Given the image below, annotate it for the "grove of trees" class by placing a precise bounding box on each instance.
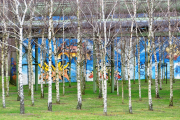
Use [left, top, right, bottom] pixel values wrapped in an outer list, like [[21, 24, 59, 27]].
[[0, 0, 180, 115]]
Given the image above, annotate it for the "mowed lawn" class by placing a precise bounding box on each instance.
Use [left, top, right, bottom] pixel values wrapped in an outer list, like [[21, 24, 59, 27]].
[[0, 77, 180, 120]]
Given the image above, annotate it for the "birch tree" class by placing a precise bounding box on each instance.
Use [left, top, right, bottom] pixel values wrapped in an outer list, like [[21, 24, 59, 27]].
[[101, 0, 108, 115], [168, 0, 173, 106], [125, 0, 137, 113], [76, 0, 82, 110], [8, 0, 33, 114], [52, 26, 60, 103], [147, 0, 153, 110], [137, 36, 141, 101], [40, 28, 45, 98], [159, 37, 162, 90], [3, 0, 10, 98], [28, 2, 35, 106], [1, 28, 5, 108], [48, 0, 53, 111], [153, 36, 160, 98]]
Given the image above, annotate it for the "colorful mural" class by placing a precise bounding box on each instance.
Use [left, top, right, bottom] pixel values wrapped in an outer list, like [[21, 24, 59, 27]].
[[38, 62, 69, 82], [10, 37, 180, 85], [165, 45, 180, 60], [88, 70, 121, 80], [10, 58, 17, 85]]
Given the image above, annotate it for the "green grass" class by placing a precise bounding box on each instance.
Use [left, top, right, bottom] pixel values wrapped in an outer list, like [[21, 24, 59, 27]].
[[0, 78, 180, 120]]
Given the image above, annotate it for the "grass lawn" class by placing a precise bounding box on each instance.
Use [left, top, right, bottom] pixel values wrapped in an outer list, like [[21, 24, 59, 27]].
[[0, 78, 180, 120]]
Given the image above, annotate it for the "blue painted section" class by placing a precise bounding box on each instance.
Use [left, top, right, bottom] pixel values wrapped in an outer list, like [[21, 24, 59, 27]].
[[19, 36, 180, 83]]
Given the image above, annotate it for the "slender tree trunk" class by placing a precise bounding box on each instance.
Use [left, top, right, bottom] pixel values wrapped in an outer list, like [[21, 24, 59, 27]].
[[147, 0, 153, 111], [19, 26, 25, 114], [76, 0, 82, 110], [102, 0, 107, 115], [29, 9, 34, 106], [172, 43, 175, 83], [98, 58, 102, 98], [128, 13, 134, 114], [40, 28, 45, 98], [159, 38, 162, 90], [28, 37, 31, 96], [15, 40, 20, 101], [147, 27, 153, 109], [48, 0, 53, 111], [137, 37, 141, 101], [98, 35, 102, 98], [30, 54, 34, 106], [82, 41, 87, 95], [2, 35, 5, 108], [168, 0, 173, 106], [133, 51, 136, 84], [4, 21, 9, 97], [52, 28, 60, 104], [93, 30, 97, 93], [153, 37, 160, 98]]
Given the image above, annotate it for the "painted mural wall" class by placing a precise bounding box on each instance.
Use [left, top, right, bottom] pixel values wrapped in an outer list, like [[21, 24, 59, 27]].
[[10, 37, 180, 85]]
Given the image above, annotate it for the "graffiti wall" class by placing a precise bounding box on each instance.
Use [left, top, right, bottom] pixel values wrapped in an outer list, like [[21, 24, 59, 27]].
[[10, 36, 180, 85]]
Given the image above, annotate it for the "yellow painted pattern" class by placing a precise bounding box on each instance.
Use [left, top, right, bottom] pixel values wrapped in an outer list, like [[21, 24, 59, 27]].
[[38, 62, 69, 72]]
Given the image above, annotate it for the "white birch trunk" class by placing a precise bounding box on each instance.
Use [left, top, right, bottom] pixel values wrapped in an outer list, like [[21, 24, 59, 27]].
[[153, 37, 160, 98], [28, 37, 31, 95], [3, 0, 9, 96], [40, 28, 45, 98], [2, 0, 6, 107], [14, 0, 29, 113], [29, 8, 34, 106], [97, 46, 102, 98], [137, 37, 141, 101], [147, 0, 153, 111], [76, 0, 82, 110], [30, 55, 34, 106], [102, 0, 107, 115], [159, 38, 162, 90], [128, 20, 134, 114], [19, 27, 25, 114], [15, 40, 20, 101], [48, 0, 53, 111], [4, 22, 9, 97], [52, 27, 60, 104], [168, 0, 173, 106], [1, 36, 5, 108], [126, 0, 136, 113]]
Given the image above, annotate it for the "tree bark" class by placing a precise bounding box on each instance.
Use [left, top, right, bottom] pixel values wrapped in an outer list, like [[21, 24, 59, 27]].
[[52, 27, 60, 104], [137, 37, 141, 101], [153, 37, 160, 98], [102, 0, 107, 115], [48, 0, 53, 111], [168, 0, 173, 106], [40, 28, 45, 98], [93, 30, 97, 93], [147, 0, 153, 111], [1, 34, 5, 108], [159, 38, 162, 90], [76, 0, 82, 110]]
